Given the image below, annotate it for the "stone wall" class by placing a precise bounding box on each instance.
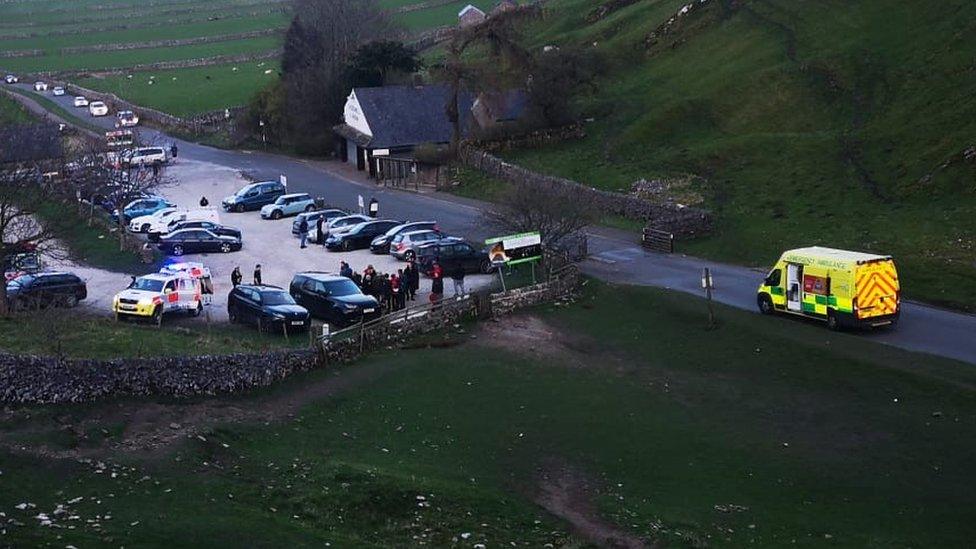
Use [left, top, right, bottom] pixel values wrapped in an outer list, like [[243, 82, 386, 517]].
[[59, 29, 282, 55], [475, 123, 586, 153], [0, 49, 43, 59], [459, 145, 712, 236], [407, 26, 455, 51]]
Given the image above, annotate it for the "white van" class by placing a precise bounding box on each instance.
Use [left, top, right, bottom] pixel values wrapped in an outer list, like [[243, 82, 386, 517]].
[[147, 209, 220, 238], [123, 147, 167, 167]]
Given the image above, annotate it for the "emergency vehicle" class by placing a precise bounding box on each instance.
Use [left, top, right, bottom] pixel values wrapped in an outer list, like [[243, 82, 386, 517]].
[[105, 130, 133, 167], [3, 242, 42, 282], [112, 262, 213, 323], [757, 246, 900, 330]]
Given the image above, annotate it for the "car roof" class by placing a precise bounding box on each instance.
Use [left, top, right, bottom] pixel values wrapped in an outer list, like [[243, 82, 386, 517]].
[[138, 273, 176, 281], [420, 236, 463, 246], [237, 284, 283, 291], [295, 271, 345, 282], [280, 192, 310, 199], [403, 229, 439, 238], [21, 271, 75, 278]]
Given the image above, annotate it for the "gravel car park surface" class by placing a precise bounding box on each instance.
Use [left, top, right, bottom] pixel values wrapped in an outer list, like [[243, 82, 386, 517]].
[[56, 159, 495, 323]]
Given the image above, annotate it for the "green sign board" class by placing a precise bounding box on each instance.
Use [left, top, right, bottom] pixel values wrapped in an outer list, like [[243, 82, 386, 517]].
[[485, 231, 542, 266]]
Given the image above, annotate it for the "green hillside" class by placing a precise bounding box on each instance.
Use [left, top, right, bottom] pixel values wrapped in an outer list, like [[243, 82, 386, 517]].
[[491, 0, 976, 309]]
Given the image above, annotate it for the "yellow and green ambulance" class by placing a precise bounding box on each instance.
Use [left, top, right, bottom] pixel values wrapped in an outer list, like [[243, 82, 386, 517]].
[[757, 246, 900, 330]]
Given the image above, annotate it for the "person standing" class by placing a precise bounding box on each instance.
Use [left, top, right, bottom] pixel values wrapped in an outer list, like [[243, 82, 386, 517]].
[[170, 143, 178, 159], [253, 264, 262, 285], [430, 261, 444, 304], [298, 216, 309, 249], [351, 270, 363, 288], [404, 261, 419, 301], [395, 269, 406, 310], [362, 269, 374, 296], [390, 272, 402, 311], [450, 263, 466, 296], [199, 196, 209, 208], [316, 214, 325, 245], [368, 197, 379, 218], [339, 261, 353, 278], [231, 266, 242, 287]]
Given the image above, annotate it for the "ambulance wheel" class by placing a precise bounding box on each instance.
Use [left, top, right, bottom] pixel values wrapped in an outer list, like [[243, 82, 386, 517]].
[[190, 302, 202, 317], [235, 203, 245, 213], [757, 293, 774, 315], [172, 244, 184, 256], [220, 242, 232, 253], [826, 311, 840, 331], [151, 306, 163, 326]]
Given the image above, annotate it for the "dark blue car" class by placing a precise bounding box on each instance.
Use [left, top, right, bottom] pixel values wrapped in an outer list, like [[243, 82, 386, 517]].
[[110, 196, 174, 224], [221, 181, 286, 213]]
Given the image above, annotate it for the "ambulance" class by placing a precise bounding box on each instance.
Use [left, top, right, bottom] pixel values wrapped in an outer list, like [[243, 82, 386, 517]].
[[756, 247, 900, 330], [112, 262, 213, 323]]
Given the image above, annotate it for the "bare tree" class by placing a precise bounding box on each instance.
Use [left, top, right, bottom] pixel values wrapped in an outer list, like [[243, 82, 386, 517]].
[[483, 178, 596, 252]]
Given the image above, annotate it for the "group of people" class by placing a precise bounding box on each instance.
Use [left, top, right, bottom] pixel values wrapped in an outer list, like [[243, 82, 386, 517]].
[[339, 260, 420, 313], [230, 264, 260, 287]]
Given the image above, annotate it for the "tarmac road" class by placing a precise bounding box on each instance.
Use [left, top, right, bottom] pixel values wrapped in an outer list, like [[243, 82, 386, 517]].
[[9, 82, 976, 365]]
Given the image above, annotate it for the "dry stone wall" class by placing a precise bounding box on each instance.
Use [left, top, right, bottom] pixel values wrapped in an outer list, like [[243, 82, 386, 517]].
[[59, 29, 282, 55]]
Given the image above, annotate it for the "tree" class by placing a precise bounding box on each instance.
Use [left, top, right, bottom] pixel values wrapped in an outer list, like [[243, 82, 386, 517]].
[[482, 177, 596, 252], [526, 45, 603, 126], [347, 40, 422, 87]]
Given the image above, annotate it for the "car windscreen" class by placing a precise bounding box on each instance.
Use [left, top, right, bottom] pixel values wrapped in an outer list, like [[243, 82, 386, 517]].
[[324, 279, 361, 297], [132, 278, 164, 292], [261, 291, 295, 306], [235, 185, 256, 197]]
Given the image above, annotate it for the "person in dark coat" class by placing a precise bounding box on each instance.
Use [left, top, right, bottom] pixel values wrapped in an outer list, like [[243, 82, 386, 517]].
[[170, 143, 178, 158], [394, 269, 406, 310], [368, 197, 379, 218], [450, 263, 466, 296], [351, 270, 362, 288], [404, 261, 419, 301], [253, 264, 262, 285], [339, 261, 353, 278], [362, 271, 374, 296], [316, 215, 325, 245], [298, 216, 309, 248], [199, 196, 209, 207], [231, 266, 242, 287]]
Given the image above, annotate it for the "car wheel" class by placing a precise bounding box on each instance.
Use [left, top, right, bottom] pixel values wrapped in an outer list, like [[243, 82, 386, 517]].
[[141, 223, 150, 233], [228, 307, 238, 323], [64, 294, 78, 308], [172, 244, 184, 256], [342, 240, 352, 252], [256, 317, 263, 333], [480, 259, 494, 274], [151, 306, 163, 326], [305, 204, 315, 212], [757, 293, 774, 315], [220, 242, 232, 253], [191, 302, 202, 317], [404, 250, 416, 261], [271, 209, 283, 220], [236, 203, 245, 213], [826, 311, 840, 331]]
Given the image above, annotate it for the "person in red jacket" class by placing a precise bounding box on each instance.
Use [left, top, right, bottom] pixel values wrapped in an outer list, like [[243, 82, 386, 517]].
[[430, 261, 444, 303]]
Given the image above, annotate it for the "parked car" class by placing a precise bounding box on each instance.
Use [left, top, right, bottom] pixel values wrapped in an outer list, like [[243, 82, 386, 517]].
[[116, 110, 139, 127], [110, 196, 174, 224], [321, 214, 371, 240], [4, 74, 18, 84], [6, 271, 86, 310], [122, 147, 166, 167], [227, 285, 310, 333], [291, 209, 348, 239], [33, 81, 48, 91], [416, 237, 492, 276], [52, 86, 65, 96], [88, 101, 108, 116], [289, 272, 380, 327], [157, 228, 242, 256], [150, 220, 241, 242], [390, 229, 450, 261], [128, 206, 179, 233], [141, 208, 219, 237], [260, 193, 315, 220], [325, 219, 401, 252], [72, 95, 89, 107], [222, 181, 286, 213], [370, 221, 439, 254]]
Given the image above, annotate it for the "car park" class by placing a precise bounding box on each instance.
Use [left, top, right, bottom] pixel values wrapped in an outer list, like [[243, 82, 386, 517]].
[[289, 272, 380, 327], [73, 96, 89, 107], [390, 230, 449, 261], [33, 81, 47, 91], [149, 220, 241, 242], [157, 228, 242, 256], [325, 219, 401, 252], [292, 209, 348, 239], [110, 196, 174, 224], [112, 265, 211, 323], [4, 74, 18, 84], [227, 285, 310, 333], [6, 272, 86, 311], [143, 208, 219, 237], [88, 101, 108, 116], [116, 110, 139, 127], [52, 86, 65, 96], [129, 207, 179, 233], [369, 221, 439, 254], [416, 237, 492, 276], [221, 181, 286, 213], [122, 147, 167, 167], [259, 193, 316, 220], [321, 214, 371, 240]]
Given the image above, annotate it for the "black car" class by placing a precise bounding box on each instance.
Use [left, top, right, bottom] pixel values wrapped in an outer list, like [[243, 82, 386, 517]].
[[289, 272, 381, 327], [157, 228, 242, 256], [227, 284, 310, 333], [325, 219, 401, 252], [416, 237, 492, 276], [6, 271, 87, 310], [148, 220, 242, 242], [292, 209, 348, 238], [369, 221, 439, 254]]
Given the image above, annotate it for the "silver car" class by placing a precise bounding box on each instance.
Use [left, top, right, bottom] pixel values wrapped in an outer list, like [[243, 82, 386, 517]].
[[390, 230, 447, 261]]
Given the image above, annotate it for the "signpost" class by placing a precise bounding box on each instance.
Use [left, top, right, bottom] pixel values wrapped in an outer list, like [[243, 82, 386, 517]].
[[485, 232, 543, 290], [357, 194, 365, 215], [702, 267, 715, 329], [279, 174, 287, 188]]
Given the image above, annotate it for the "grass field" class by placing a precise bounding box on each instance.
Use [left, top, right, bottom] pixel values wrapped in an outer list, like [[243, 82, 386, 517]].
[[450, 0, 976, 310], [0, 91, 36, 126], [398, 0, 496, 30], [2, 282, 974, 546]]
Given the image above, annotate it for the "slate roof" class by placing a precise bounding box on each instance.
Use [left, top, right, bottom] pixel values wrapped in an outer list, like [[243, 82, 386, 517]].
[[0, 124, 62, 164], [342, 85, 475, 149]]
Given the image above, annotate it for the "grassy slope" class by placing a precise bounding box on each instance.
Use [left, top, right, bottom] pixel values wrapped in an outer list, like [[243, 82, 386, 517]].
[[476, 0, 976, 310], [399, 0, 497, 30], [0, 92, 35, 126], [76, 61, 279, 116], [2, 282, 975, 546]]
